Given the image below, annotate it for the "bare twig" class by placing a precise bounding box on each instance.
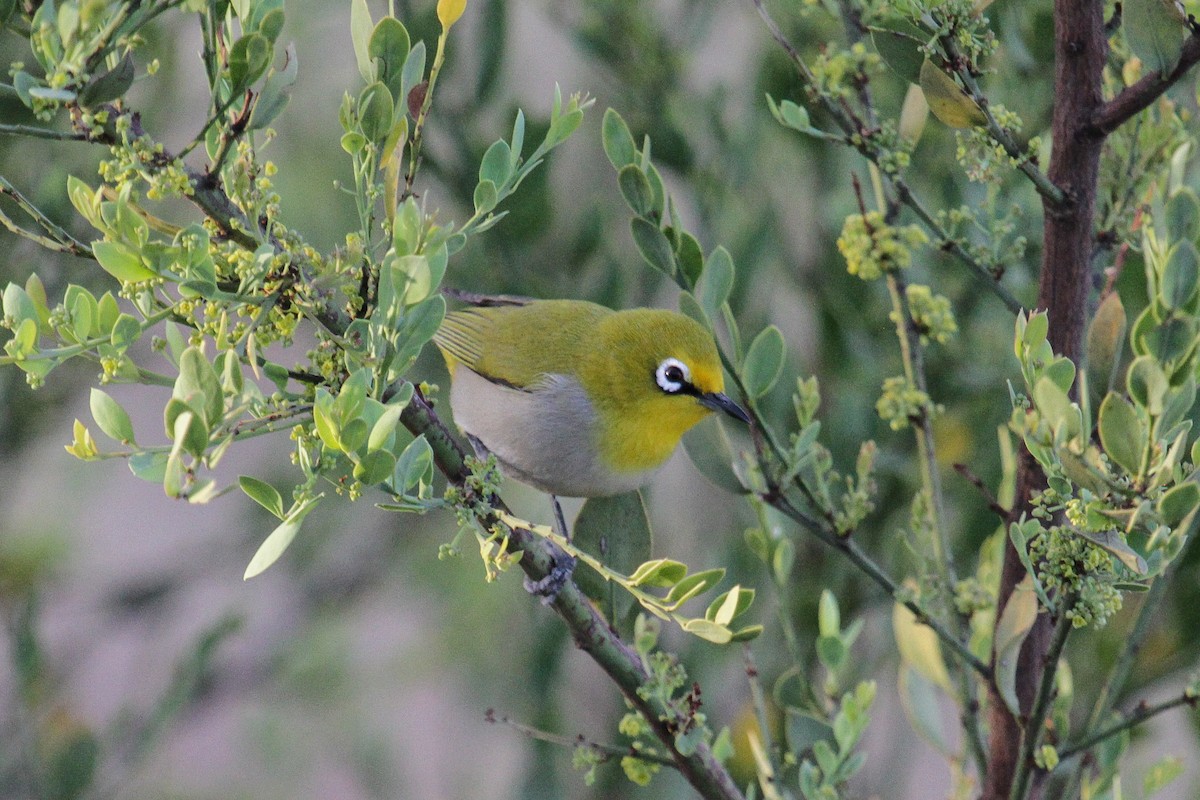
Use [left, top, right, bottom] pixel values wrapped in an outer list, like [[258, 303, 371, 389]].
[[484, 709, 676, 768], [1057, 690, 1198, 763], [1091, 32, 1200, 136], [1008, 598, 1075, 800]]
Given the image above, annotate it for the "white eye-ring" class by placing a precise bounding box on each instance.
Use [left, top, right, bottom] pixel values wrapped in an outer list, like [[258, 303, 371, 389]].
[[655, 357, 691, 394]]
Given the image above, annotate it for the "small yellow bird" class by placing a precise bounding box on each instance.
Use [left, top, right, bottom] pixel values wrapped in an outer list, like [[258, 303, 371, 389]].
[[433, 296, 750, 498]]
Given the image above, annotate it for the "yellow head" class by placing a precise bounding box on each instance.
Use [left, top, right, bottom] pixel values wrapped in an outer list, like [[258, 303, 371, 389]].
[[578, 308, 750, 476]]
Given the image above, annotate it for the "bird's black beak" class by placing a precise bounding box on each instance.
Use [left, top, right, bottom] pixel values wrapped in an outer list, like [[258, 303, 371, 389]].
[[699, 392, 751, 424]]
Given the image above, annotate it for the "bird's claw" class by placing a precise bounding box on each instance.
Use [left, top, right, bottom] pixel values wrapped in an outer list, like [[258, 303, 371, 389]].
[[523, 553, 577, 605]]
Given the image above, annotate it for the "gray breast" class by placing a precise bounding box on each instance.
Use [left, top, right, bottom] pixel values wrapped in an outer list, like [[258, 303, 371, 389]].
[[448, 367, 654, 497]]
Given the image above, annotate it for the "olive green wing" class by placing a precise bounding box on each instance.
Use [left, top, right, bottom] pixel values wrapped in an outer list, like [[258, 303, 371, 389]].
[[433, 301, 612, 389]]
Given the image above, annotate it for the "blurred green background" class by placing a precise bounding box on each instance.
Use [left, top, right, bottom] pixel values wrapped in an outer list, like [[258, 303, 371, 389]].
[[1, 1, 1198, 798]]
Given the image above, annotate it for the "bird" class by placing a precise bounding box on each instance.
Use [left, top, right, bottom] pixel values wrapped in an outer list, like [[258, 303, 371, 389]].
[[432, 295, 751, 499]]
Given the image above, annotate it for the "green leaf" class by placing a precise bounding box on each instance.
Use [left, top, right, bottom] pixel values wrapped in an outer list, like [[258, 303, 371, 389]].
[[392, 434, 433, 491], [677, 290, 709, 331], [473, 179, 498, 214], [78, 51, 134, 106], [3, 282, 36, 326], [601, 108, 637, 169], [816, 635, 847, 670], [173, 409, 210, 459], [995, 576, 1038, 716], [680, 618, 733, 644], [239, 476, 285, 519], [44, 728, 98, 800], [1166, 188, 1200, 243], [630, 218, 674, 275], [89, 388, 135, 444], [129, 451, 168, 483], [617, 164, 655, 217], [339, 417, 369, 453], [574, 490, 653, 623], [919, 58, 986, 129], [354, 449, 396, 484], [1022, 310, 1050, 351], [628, 558, 687, 587], [706, 585, 754, 625], [249, 43, 298, 130], [818, 589, 840, 636], [368, 16, 410, 102], [400, 41, 426, 118], [1160, 241, 1199, 311], [243, 496, 322, 579], [1158, 481, 1200, 528], [92, 240, 156, 283], [766, 95, 823, 137], [359, 81, 396, 145], [1127, 355, 1168, 415], [1143, 755, 1184, 796], [175, 346, 224, 428], [228, 33, 271, 92], [697, 246, 734, 322], [1086, 292, 1127, 405], [898, 665, 951, 755], [676, 231, 704, 286], [1098, 392, 1146, 475], [478, 139, 512, 187], [350, 0, 374, 82], [254, 7, 285, 42], [871, 27, 925, 84], [786, 709, 834, 756], [743, 325, 786, 399], [367, 402, 405, 452], [681, 416, 747, 494], [312, 389, 340, 450], [1071, 528, 1148, 574], [1124, 0, 1187, 76], [664, 568, 725, 605]]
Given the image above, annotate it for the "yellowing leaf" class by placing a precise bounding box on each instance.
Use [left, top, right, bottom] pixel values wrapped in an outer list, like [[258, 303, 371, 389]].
[[437, 0, 466, 29], [918, 59, 986, 129], [892, 590, 953, 693], [995, 576, 1039, 716]]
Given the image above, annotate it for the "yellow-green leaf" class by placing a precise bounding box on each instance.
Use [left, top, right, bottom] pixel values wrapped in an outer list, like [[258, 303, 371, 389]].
[[893, 595, 953, 692], [919, 59, 986, 129]]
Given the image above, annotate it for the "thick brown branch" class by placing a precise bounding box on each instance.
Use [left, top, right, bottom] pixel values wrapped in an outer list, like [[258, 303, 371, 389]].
[[984, 2, 1109, 799], [1091, 32, 1200, 136]]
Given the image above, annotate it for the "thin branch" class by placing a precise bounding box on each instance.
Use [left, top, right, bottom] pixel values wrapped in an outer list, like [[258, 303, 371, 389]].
[[484, 709, 677, 768], [953, 463, 1010, 521], [0, 123, 89, 141], [751, 0, 1027, 315], [1008, 599, 1075, 800], [772, 495, 992, 680], [929, 27, 1067, 207], [1091, 32, 1200, 136], [1057, 690, 1198, 762], [398, 389, 747, 800], [890, 179, 1024, 314], [743, 646, 786, 783], [0, 176, 93, 257]]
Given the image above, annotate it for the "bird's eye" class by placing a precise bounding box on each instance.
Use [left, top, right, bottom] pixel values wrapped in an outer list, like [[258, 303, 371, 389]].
[[655, 358, 691, 394]]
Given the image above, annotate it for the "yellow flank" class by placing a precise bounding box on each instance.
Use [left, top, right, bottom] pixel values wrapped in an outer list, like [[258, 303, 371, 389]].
[[434, 298, 729, 486]]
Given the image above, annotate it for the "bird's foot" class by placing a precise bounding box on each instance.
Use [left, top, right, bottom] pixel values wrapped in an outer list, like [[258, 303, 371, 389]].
[[523, 551, 576, 605]]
